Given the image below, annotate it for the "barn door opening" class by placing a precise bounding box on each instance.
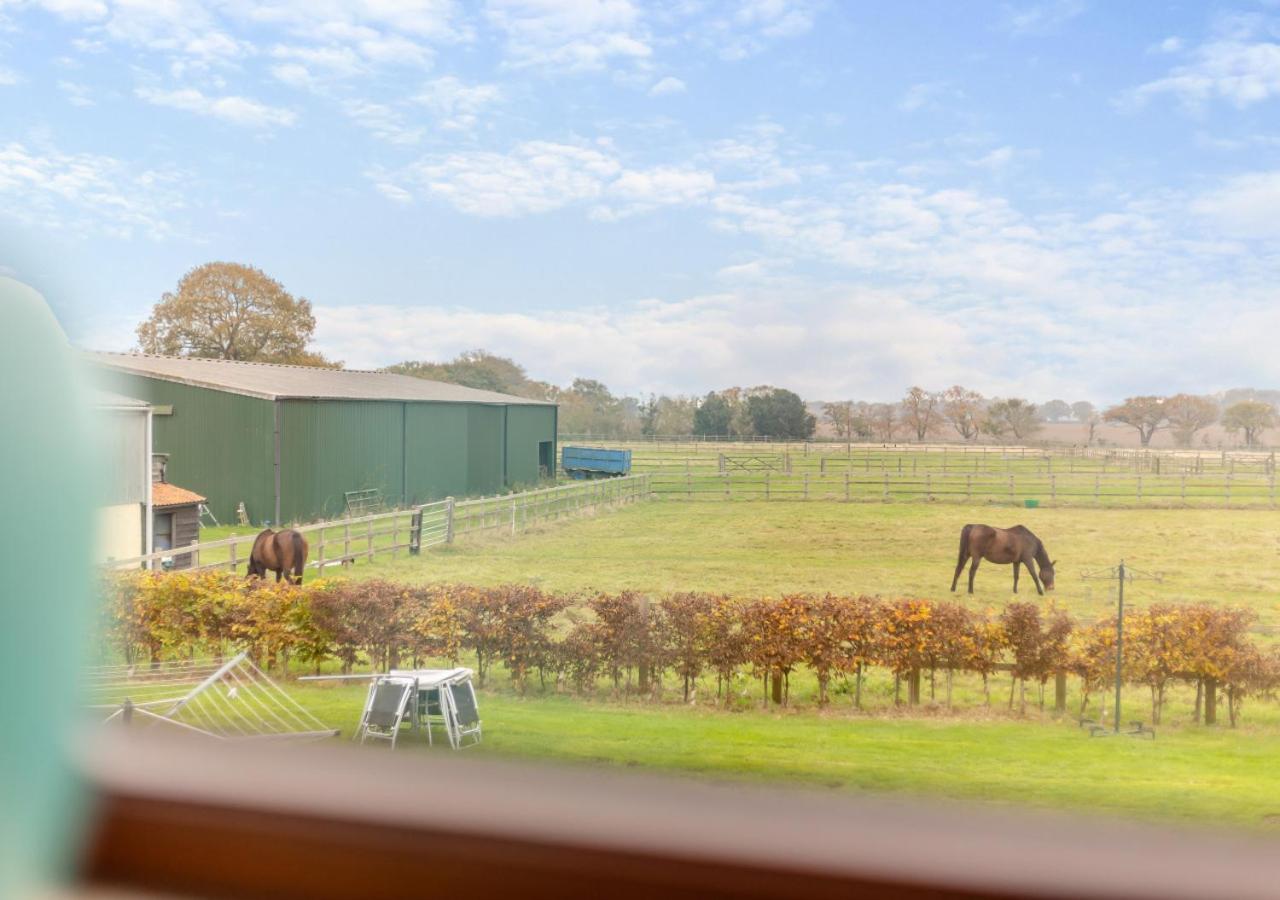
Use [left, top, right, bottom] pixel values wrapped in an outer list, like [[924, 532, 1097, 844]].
[[538, 441, 553, 478]]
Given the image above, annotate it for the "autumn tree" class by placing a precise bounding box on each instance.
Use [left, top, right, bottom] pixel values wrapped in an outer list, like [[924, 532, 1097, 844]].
[[822, 401, 858, 441], [639, 395, 697, 436], [865, 402, 899, 442], [741, 596, 808, 706], [1221, 400, 1278, 447], [553, 378, 628, 436], [900, 386, 941, 441], [941, 386, 985, 442], [1163, 394, 1218, 448], [659, 592, 716, 702], [136, 262, 337, 366], [984, 398, 1042, 441], [1104, 396, 1166, 447]]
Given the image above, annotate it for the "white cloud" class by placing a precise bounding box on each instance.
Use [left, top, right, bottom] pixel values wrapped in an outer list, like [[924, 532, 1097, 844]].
[[899, 81, 960, 112], [1123, 39, 1280, 110], [648, 75, 685, 96], [380, 139, 718, 219], [1152, 35, 1182, 54], [0, 66, 18, 85], [1191, 171, 1280, 239], [0, 140, 185, 239], [485, 0, 650, 72], [342, 99, 423, 144], [413, 75, 502, 130], [135, 85, 298, 128], [710, 0, 823, 60], [390, 140, 622, 216], [999, 0, 1085, 37]]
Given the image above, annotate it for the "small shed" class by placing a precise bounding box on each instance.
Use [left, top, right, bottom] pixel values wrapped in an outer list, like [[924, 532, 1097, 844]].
[[153, 481, 205, 570]]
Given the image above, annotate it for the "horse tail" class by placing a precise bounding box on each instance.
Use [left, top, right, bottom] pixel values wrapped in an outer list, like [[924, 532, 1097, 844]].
[[957, 524, 972, 566], [289, 530, 308, 584]]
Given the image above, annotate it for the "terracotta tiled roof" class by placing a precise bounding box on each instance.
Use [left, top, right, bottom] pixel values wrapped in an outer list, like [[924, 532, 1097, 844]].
[[153, 482, 206, 508]]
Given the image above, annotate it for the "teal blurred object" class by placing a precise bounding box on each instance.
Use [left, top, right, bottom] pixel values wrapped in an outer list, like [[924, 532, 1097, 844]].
[[0, 278, 95, 895]]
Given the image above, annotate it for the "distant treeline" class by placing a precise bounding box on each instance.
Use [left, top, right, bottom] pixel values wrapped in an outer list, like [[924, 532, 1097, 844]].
[[385, 351, 1280, 446]]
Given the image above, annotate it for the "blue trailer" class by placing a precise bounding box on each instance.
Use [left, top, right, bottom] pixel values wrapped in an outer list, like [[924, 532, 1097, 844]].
[[561, 446, 632, 479]]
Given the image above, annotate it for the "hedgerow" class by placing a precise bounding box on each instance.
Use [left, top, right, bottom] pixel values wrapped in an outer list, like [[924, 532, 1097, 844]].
[[98, 572, 1280, 726]]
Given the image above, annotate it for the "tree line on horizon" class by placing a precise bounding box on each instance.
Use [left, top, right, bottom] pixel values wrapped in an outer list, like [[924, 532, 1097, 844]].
[[132, 262, 1280, 446]]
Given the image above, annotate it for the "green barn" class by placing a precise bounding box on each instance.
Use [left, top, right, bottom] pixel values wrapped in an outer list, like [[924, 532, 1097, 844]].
[[87, 353, 558, 525]]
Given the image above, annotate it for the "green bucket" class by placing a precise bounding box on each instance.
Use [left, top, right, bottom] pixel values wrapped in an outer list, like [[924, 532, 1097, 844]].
[[1024, 499, 1040, 508]]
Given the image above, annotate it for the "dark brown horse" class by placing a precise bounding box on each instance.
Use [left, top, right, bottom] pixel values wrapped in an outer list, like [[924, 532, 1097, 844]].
[[951, 524, 1055, 595], [248, 528, 309, 585]]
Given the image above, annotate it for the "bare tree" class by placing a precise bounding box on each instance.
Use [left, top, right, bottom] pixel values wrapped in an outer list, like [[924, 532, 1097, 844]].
[[823, 401, 856, 440], [1071, 401, 1100, 444], [1103, 396, 1167, 447], [941, 386, 985, 442], [1164, 394, 1219, 448], [866, 402, 899, 442], [900, 386, 941, 441]]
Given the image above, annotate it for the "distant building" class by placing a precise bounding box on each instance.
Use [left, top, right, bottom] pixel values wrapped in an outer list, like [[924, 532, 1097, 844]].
[[87, 353, 558, 524]]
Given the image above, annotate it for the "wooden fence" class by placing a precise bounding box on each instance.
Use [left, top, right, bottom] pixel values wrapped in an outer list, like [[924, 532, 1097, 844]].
[[106, 475, 652, 574], [648, 471, 1280, 508]]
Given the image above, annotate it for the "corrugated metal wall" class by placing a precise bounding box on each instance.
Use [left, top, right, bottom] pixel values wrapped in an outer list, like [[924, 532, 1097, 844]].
[[279, 400, 406, 521], [94, 371, 274, 524], [405, 403, 469, 503], [92, 366, 558, 523], [467, 406, 505, 495], [505, 405, 556, 486]]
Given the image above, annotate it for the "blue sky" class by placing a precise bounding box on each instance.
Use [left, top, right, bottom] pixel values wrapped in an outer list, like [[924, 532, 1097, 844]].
[[1, 0, 1278, 402]]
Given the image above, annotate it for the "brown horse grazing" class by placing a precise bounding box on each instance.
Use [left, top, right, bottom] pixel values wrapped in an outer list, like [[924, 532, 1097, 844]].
[[951, 524, 1056, 596], [248, 528, 309, 585]]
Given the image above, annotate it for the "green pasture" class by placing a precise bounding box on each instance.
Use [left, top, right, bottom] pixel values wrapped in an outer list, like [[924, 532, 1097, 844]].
[[358, 500, 1280, 629], [291, 679, 1280, 829], [168, 497, 1280, 827]]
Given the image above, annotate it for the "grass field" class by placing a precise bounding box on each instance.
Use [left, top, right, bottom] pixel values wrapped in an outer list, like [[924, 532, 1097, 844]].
[[292, 680, 1280, 829], [186, 498, 1280, 826], [360, 499, 1280, 628]]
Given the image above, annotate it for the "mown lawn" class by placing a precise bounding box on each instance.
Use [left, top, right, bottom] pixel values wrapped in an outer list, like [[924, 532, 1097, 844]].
[[293, 680, 1280, 829]]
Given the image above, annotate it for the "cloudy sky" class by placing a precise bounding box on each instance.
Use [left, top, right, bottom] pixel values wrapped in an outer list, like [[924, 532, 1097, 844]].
[[2, 0, 1278, 402]]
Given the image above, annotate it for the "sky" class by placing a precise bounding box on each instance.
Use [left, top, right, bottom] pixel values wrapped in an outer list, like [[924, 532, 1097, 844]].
[[1, 0, 1278, 403]]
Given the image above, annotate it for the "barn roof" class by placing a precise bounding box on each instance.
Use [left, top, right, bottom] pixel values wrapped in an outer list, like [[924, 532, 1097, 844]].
[[85, 352, 554, 406], [153, 482, 207, 508]]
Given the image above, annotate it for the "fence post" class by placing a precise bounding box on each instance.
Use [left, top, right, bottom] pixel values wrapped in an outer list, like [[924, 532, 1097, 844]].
[[410, 507, 423, 554], [229, 540, 238, 575], [764, 472, 770, 500], [445, 497, 455, 543], [1050, 474, 1056, 505], [190, 539, 200, 570], [318, 527, 326, 570], [844, 471, 850, 502], [1226, 476, 1231, 508], [967, 473, 972, 502], [1008, 474, 1015, 504], [1094, 475, 1100, 505], [367, 518, 374, 562], [926, 472, 932, 502], [1181, 475, 1187, 505], [803, 472, 809, 500], [687, 472, 692, 500], [1137, 475, 1143, 503], [883, 472, 889, 502]]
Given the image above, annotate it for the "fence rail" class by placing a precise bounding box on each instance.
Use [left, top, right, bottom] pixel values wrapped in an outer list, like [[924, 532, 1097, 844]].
[[106, 475, 652, 574], [648, 471, 1279, 508]]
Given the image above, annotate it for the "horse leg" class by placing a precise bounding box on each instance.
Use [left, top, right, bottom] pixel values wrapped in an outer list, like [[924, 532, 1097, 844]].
[[1013, 561, 1020, 594], [274, 568, 283, 583], [1028, 561, 1044, 596], [951, 550, 969, 592], [967, 558, 980, 594]]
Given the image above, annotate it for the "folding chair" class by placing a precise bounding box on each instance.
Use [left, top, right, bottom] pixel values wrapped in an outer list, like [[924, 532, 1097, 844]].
[[354, 677, 415, 748], [446, 679, 482, 749]]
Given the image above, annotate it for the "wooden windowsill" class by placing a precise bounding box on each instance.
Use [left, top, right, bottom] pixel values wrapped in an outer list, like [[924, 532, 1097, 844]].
[[77, 730, 1278, 899]]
